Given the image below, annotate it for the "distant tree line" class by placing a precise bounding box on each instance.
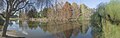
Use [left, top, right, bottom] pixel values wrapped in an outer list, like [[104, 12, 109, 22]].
[[26, 2, 92, 21]]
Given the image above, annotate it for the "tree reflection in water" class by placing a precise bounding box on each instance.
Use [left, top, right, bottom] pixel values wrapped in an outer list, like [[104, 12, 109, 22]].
[[27, 21, 91, 38], [17, 20, 103, 38], [0, 20, 104, 38]]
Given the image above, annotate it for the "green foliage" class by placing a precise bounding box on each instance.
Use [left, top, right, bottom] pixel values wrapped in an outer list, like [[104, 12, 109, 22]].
[[91, 0, 120, 25], [79, 4, 92, 20], [28, 21, 40, 29], [72, 2, 80, 19], [42, 8, 48, 17], [91, 3, 106, 25], [102, 20, 120, 38], [106, 0, 120, 21], [91, 0, 120, 38], [27, 8, 38, 18], [39, 8, 52, 18]]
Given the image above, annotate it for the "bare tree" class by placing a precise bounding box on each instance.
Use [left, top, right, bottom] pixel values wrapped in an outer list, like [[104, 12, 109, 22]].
[[0, 0, 30, 37], [0, 0, 55, 37]]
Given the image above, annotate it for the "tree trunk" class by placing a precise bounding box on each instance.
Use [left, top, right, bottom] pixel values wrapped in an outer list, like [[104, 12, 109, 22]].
[[2, 14, 10, 37]]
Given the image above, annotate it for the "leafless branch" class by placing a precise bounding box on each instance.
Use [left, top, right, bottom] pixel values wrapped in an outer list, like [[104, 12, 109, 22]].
[[13, 1, 23, 11], [11, 1, 29, 16], [13, 0, 17, 7]]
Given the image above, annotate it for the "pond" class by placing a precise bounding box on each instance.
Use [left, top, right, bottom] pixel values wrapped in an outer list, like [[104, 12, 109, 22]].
[[5, 20, 101, 38]]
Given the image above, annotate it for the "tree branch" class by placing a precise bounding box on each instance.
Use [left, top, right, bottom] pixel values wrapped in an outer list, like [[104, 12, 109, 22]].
[[13, 0, 23, 11], [17, 2, 28, 11], [0, 13, 5, 19], [13, 0, 17, 7], [11, 1, 29, 16], [5, 0, 9, 13]]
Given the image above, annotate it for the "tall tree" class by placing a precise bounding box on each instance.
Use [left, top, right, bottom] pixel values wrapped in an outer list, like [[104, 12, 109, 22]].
[[72, 2, 80, 19], [62, 2, 73, 20]]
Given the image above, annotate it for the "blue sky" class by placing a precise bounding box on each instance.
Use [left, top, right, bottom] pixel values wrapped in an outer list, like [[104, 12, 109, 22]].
[[67, 0, 110, 8]]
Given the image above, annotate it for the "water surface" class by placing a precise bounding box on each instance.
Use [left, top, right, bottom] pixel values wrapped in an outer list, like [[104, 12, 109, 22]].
[[7, 20, 100, 38]]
